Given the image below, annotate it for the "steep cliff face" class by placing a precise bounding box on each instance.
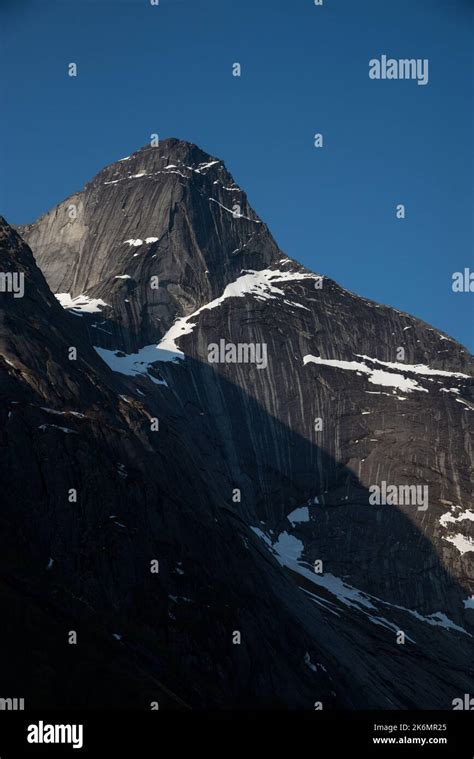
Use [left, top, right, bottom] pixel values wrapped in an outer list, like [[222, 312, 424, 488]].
[[6, 139, 474, 708], [150, 264, 474, 621], [18, 139, 280, 353]]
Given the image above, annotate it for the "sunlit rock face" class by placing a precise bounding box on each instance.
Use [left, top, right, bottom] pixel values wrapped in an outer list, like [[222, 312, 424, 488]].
[[18, 139, 280, 353]]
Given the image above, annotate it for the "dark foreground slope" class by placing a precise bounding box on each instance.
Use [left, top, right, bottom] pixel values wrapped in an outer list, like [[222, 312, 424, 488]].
[[4, 140, 474, 708], [0, 218, 346, 709]]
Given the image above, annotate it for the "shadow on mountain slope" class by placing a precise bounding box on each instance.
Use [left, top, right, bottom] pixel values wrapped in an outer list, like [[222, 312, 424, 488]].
[[0, 218, 472, 710]]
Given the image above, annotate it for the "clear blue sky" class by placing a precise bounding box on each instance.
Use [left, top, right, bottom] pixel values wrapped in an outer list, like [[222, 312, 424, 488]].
[[1, 0, 473, 350]]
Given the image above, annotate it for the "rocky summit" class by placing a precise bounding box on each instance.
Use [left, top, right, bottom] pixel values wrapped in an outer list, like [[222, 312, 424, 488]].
[[2, 138, 473, 709]]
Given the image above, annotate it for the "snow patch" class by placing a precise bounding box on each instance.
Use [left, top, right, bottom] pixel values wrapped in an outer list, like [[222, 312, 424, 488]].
[[444, 534, 474, 555], [124, 237, 158, 247], [303, 355, 427, 393], [94, 346, 170, 385], [439, 508, 474, 528], [251, 526, 470, 636], [304, 652, 318, 673], [355, 354, 470, 379], [456, 398, 474, 411], [287, 506, 310, 525], [197, 160, 220, 171], [56, 293, 109, 314], [273, 532, 304, 561]]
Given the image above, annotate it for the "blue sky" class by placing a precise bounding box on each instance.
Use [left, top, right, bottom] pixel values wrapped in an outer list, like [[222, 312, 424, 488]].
[[1, 0, 473, 350]]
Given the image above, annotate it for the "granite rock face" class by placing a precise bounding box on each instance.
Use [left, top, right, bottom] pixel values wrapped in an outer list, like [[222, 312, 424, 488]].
[[4, 139, 474, 709], [18, 139, 279, 353]]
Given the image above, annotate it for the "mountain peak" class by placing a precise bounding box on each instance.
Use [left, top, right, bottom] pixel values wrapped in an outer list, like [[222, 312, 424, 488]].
[[90, 137, 229, 190], [19, 140, 281, 352], [134, 136, 220, 164]]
